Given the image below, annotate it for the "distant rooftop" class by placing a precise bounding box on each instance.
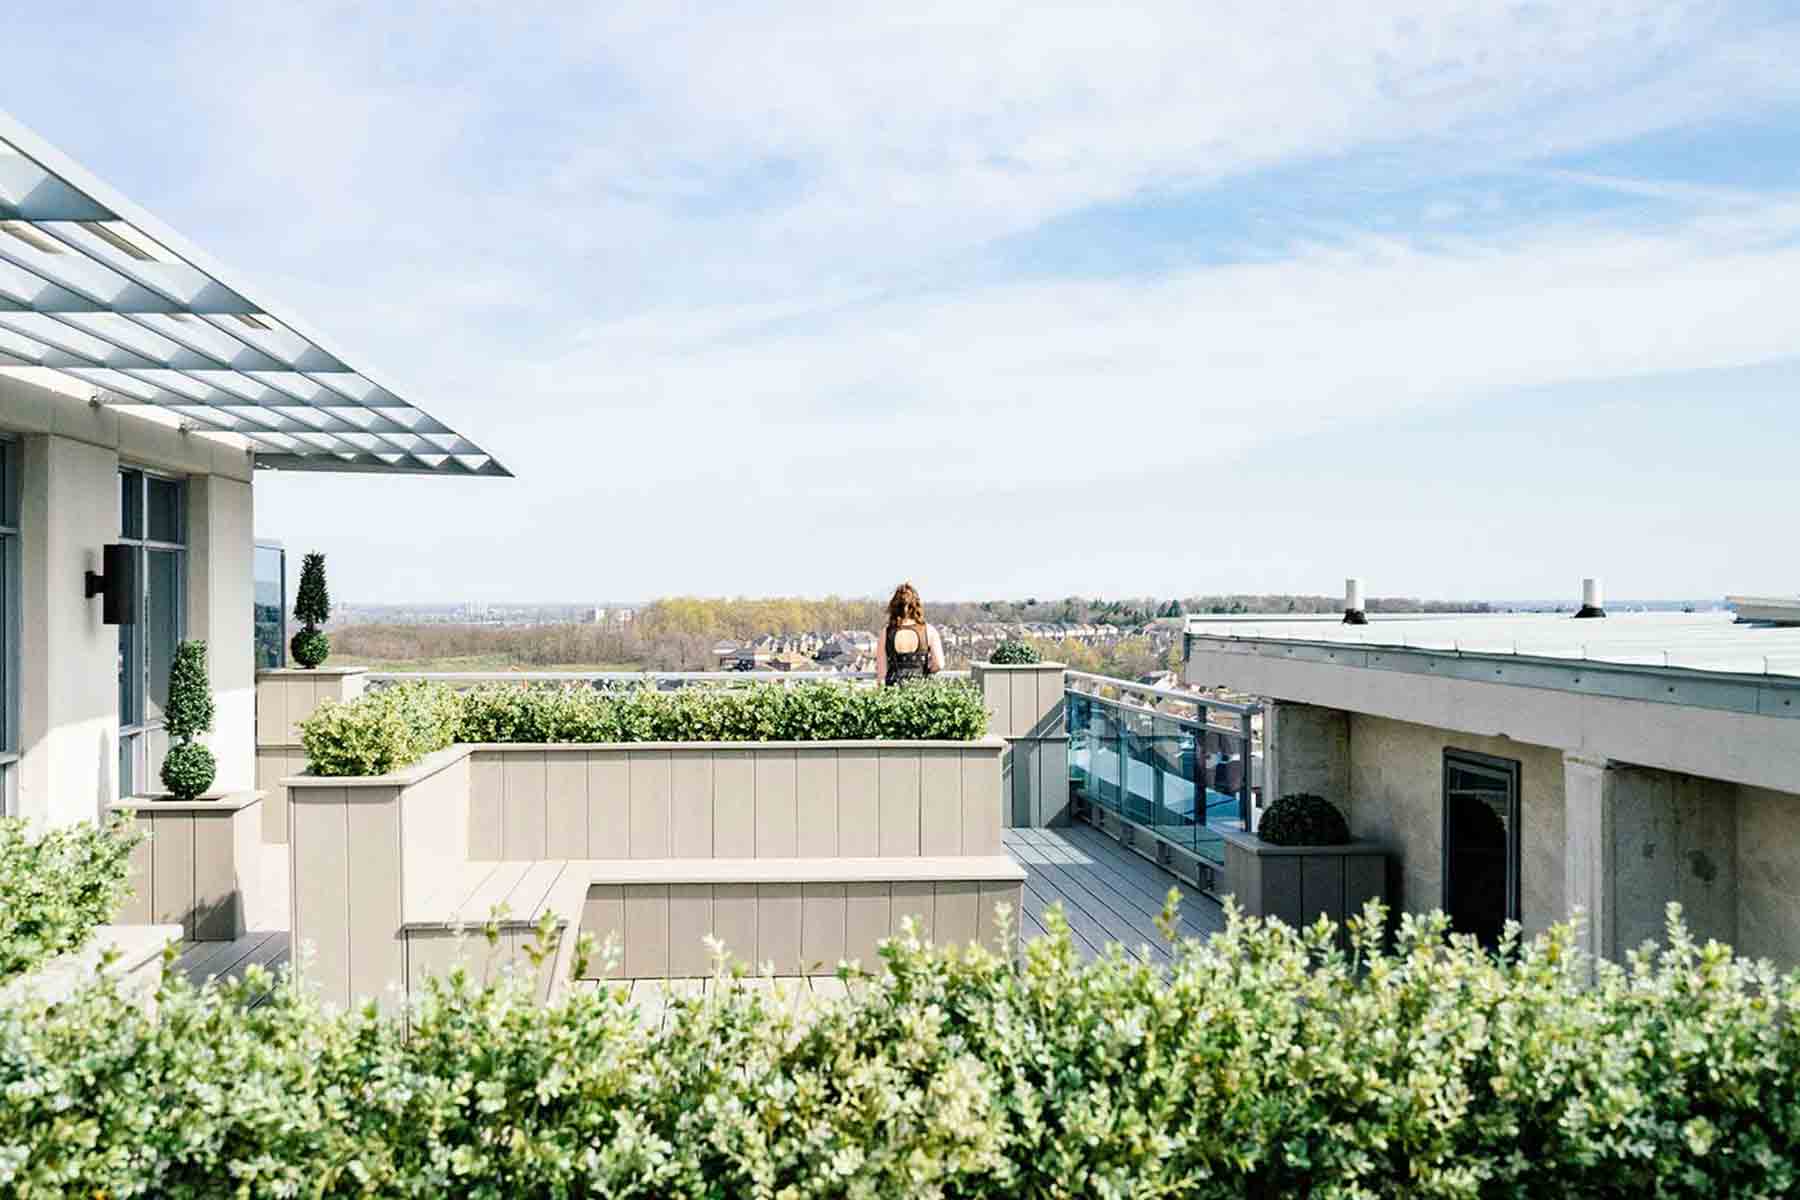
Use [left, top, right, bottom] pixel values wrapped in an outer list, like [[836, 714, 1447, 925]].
[[0, 109, 507, 477], [1187, 610, 1800, 680]]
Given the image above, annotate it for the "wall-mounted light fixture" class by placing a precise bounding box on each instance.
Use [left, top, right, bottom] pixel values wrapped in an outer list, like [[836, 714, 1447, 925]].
[[84, 544, 136, 625]]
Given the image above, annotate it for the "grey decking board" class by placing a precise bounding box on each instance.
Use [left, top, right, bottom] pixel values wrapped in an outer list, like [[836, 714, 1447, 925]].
[[1020, 876, 1106, 961], [1016, 825, 1219, 941], [1009, 845, 1175, 962], [1020, 868, 1149, 964], [1033, 824, 1223, 938]]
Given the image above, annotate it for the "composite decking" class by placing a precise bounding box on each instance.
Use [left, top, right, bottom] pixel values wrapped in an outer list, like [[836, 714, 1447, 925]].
[[173, 824, 1221, 995]]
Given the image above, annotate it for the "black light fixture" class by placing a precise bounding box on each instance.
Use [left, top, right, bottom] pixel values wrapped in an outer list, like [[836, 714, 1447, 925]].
[[84, 544, 136, 625]]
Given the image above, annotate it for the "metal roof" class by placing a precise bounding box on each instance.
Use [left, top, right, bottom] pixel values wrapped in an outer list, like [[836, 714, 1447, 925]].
[[0, 109, 508, 477], [1186, 610, 1800, 680]]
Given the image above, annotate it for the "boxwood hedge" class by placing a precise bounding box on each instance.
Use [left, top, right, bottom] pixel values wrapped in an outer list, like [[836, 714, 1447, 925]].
[[2, 902, 1796, 1197], [0, 813, 141, 981], [301, 679, 991, 777]]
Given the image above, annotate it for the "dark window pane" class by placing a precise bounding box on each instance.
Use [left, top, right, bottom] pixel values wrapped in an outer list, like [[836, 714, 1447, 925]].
[[1444, 755, 1518, 948], [146, 477, 181, 543], [143, 550, 180, 724], [253, 545, 285, 669], [118, 613, 139, 727], [120, 470, 142, 539]]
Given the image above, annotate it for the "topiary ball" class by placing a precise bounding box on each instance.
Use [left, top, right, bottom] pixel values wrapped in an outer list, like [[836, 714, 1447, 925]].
[[160, 740, 217, 801], [1257, 793, 1350, 847], [291, 628, 331, 669], [989, 639, 1041, 665]]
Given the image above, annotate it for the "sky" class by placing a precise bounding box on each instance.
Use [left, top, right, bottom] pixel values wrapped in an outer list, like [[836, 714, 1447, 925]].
[[8, 2, 1800, 605]]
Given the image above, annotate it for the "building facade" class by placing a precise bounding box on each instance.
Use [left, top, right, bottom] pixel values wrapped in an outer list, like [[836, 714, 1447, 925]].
[[1186, 612, 1800, 963]]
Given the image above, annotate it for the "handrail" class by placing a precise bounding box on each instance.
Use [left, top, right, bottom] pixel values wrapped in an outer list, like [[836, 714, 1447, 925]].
[[1064, 669, 1261, 716], [365, 669, 971, 687]]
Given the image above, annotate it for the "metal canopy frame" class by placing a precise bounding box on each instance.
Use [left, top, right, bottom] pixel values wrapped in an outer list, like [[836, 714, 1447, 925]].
[[0, 109, 508, 477]]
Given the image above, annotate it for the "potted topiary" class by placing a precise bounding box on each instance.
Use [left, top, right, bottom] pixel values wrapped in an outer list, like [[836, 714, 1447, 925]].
[[1221, 793, 1385, 935], [290, 551, 331, 669], [159, 639, 216, 801], [988, 639, 1040, 665]]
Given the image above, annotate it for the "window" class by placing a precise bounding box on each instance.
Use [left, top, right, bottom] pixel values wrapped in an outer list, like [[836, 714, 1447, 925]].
[[253, 542, 286, 669], [118, 468, 185, 797], [0, 438, 17, 815], [1442, 749, 1521, 948]]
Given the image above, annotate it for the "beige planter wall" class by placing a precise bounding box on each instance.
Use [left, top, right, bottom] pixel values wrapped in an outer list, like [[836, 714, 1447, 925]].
[[288, 748, 470, 1010], [112, 793, 266, 940], [287, 739, 1017, 1007], [468, 741, 1006, 862], [972, 662, 1070, 827], [254, 668, 366, 844]]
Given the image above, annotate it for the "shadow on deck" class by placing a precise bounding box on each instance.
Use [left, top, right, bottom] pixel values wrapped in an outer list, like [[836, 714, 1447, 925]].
[[1003, 824, 1223, 964]]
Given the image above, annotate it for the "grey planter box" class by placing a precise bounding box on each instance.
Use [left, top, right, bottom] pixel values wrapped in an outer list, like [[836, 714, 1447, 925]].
[[1220, 828, 1386, 934]]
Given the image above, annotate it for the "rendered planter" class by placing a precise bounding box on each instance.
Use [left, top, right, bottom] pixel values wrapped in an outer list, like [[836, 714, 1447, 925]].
[[286, 738, 1021, 1009], [1220, 826, 1387, 933], [112, 792, 267, 940], [971, 661, 1069, 826], [254, 666, 367, 844]]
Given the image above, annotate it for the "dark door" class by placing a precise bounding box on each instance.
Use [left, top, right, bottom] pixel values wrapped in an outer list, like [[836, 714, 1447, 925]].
[[1442, 751, 1521, 947]]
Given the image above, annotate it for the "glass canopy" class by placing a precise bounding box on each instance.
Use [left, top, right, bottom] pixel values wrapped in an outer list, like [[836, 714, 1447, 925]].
[[0, 109, 507, 477]]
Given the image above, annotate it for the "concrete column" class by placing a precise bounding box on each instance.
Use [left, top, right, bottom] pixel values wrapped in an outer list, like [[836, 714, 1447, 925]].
[[186, 474, 255, 794], [18, 433, 120, 826], [1562, 753, 1614, 959], [1263, 702, 1350, 822], [1563, 752, 1738, 960]]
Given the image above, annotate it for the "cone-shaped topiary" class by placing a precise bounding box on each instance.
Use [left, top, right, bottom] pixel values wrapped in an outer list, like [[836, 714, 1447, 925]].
[[159, 639, 216, 800], [989, 639, 1041, 665], [1257, 793, 1350, 847], [291, 551, 331, 668]]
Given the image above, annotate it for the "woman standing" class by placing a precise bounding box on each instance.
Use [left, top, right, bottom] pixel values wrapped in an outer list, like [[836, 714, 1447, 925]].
[[875, 581, 945, 686]]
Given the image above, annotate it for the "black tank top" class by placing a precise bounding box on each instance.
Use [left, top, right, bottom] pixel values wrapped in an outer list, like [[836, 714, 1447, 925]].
[[884, 622, 933, 686]]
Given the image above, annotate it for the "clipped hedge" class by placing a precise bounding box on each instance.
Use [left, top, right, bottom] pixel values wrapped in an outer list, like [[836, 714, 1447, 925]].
[[3, 903, 1798, 1196], [1257, 792, 1351, 847], [299, 679, 464, 777], [0, 813, 141, 981], [987, 638, 1041, 665], [301, 679, 991, 777]]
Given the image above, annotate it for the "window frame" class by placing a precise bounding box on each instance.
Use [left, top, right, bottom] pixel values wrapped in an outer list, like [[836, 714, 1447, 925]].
[[0, 437, 18, 816], [117, 465, 186, 797], [1440, 747, 1522, 940]]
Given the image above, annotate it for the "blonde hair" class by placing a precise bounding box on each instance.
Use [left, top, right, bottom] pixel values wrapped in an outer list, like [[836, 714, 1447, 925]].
[[887, 582, 925, 628]]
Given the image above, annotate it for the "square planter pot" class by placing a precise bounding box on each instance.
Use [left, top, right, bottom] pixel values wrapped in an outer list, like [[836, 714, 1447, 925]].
[[1220, 827, 1386, 935], [111, 791, 266, 941]]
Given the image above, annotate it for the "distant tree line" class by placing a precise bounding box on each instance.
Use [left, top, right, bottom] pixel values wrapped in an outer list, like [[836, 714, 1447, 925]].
[[332, 593, 1489, 672]]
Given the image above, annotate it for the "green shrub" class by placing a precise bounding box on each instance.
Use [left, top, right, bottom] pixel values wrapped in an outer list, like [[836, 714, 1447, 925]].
[[988, 638, 1040, 665], [299, 680, 465, 777], [0, 813, 142, 980], [3, 903, 1798, 1196], [291, 551, 331, 668], [289, 627, 330, 669], [306, 679, 990, 776], [1257, 791, 1350, 846], [159, 639, 216, 800], [158, 741, 216, 802]]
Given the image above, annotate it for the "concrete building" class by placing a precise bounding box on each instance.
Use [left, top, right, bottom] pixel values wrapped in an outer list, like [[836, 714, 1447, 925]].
[[1185, 606, 1800, 963], [0, 110, 503, 828]]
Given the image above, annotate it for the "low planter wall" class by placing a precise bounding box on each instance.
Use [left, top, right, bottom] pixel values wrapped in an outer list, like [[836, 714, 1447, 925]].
[[254, 667, 366, 845], [111, 792, 266, 941], [288, 737, 1012, 1008], [468, 740, 1005, 861], [971, 662, 1070, 827], [1220, 827, 1387, 934], [0, 923, 180, 1014]]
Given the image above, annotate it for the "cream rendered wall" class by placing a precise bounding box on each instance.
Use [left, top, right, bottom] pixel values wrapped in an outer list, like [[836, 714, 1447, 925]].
[[3, 370, 256, 825], [1345, 714, 1567, 939], [187, 475, 255, 793]]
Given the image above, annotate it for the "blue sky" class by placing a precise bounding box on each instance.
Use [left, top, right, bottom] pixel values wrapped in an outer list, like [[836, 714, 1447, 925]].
[[8, 2, 1800, 604]]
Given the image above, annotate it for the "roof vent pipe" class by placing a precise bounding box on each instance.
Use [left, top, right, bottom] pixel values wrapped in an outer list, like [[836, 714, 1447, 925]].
[[1343, 577, 1368, 625], [1574, 577, 1606, 619]]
